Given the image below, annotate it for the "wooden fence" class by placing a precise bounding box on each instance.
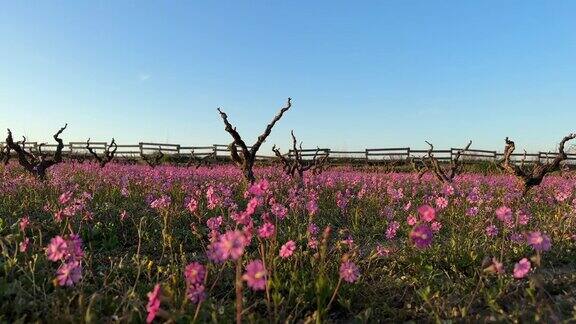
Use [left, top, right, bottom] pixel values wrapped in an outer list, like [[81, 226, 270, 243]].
[[1, 141, 575, 164]]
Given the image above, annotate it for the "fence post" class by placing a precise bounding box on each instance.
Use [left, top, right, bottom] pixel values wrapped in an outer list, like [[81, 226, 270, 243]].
[[213, 145, 218, 158], [139, 142, 144, 155]]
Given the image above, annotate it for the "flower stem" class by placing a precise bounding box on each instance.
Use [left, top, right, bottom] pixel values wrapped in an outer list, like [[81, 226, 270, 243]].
[[235, 257, 243, 324]]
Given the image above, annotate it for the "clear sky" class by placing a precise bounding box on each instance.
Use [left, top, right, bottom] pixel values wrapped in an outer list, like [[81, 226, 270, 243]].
[[1, 1, 575, 153]]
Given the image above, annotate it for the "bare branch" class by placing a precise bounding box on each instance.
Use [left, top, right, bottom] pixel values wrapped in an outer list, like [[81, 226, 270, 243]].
[[217, 98, 292, 183], [499, 134, 576, 195], [141, 150, 164, 168], [5, 124, 68, 180], [274, 131, 329, 179], [250, 98, 292, 157], [422, 140, 472, 183]]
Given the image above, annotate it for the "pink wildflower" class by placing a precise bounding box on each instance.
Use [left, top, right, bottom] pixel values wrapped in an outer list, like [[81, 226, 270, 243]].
[[19, 237, 30, 252], [306, 199, 318, 216], [146, 284, 162, 323], [67, 234, 84, 260], [59, 191, 73, 205], [186, 284, 206, 304], [184, 262, 206, 285], [484, 258, 504, 275], [513, 258, 531, 279], [206, 216, 223, 231], [409, 224, 433, 248], [375, 244, 391, 257], [386, 221, 400, 239], [418, 205, 436, 223], [485, 225, 498, 237], [19, 216, 30, 232], [406, 215, 417, 226], [279, 240, 297, 258], [257, 222, 275, 239], [496, 206, 513, 224], [214, 230, 246, 261], [308, 223, 319, 235], [271, 203, 288, 219], [435, 197, 448, 210], [46, 236, 68, 261], [339, 261, 360, 283], [187, 198, 198, 213], [242, 260, 267, 291], [526, 231, 552, 252], [56, 260, 82, 286], [431, 221, 442, 232]]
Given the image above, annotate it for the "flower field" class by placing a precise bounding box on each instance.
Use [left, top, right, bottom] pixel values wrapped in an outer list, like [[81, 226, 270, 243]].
[[1, 162, 576, 323]]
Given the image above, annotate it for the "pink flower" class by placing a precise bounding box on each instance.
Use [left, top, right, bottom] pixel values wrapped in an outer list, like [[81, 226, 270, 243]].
[[375, 244, 391, 257], [406, 215, 417, 226], [466, 207, 479, 217], [308, 223, 319, 235], [307, 238, 319, 249], [279, 240, 297, 258], [409, 224, 433, 248], [306, 199, 318, 216], [146, 284, 162, 323], [485, 225, 498, 237], [258, 222, 275, 239], [271, 203, 288, 219], [403, 201, 412, 211], [248, 179, 269, 197], [496, 206, 513, 225], [435, 197, 448, 210], [19, 216, 30, 232], [184, 262, 206, 285], [386, 221, 400, 239], [484, 257, 504, 275], [46, 236, 68, 261], [59, 191, 73, 205], [19, 237, 30, 252], [206, 216, 223, 231], [213, 230, 246, 261], [516, 210, 531, 225], [67, 234, 84, 261], [339, 261, 360, 283], [242, 260, 267, 291], [187, 198, 198, 213], [430, 221, 442, 232], [526, 231, 552, 252], [150, 195, 171, 210], [418, 205, 436, 223], [245, 197, 260, 216], [513, 258, 531, 279], [186, 284, 206, 304], [56, 260, 82, 286], [120, 210, 128, 221]]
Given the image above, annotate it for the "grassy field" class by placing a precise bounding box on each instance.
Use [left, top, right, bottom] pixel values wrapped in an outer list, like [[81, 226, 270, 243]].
[[1, 162, 576, 323]]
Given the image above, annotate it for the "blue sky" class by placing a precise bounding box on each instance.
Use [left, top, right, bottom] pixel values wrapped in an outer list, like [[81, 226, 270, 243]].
[[1, 1, 575, 153]]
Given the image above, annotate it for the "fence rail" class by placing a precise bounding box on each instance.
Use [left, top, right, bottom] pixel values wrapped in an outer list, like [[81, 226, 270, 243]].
[[2, 141, 576, 164]]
